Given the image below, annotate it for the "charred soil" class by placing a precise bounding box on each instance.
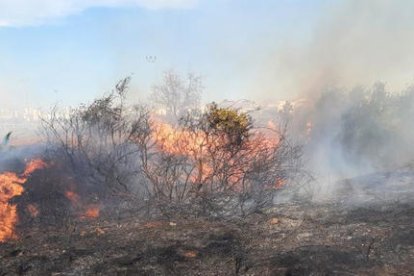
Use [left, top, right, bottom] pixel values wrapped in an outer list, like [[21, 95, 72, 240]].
[[1, 199, 414, 275]]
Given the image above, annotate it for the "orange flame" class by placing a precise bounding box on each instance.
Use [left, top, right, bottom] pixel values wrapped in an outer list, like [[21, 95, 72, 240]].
[[153, 121, 210, 156], [275, 179, 286, 189], [23, 159, 47, 177], [0, 159, 47, 242], [82, 205, 100, 219], [151, 119, 281, 190], [65, 189, 100, 220], [65, 190, 80, 206]]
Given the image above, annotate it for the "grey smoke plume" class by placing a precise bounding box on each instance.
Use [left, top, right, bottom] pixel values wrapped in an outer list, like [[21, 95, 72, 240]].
[[256, 0, 414, 202], [268, 0, 414, 98], [291, 83, 414, 203]]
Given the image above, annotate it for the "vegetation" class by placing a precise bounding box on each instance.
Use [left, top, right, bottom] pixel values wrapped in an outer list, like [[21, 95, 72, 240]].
[[6, 75, 414, 276], [151, 70, 203, 123], [303, 82, 414, 171], [203, 102, 252, 146], [41, 73, 304, 219]]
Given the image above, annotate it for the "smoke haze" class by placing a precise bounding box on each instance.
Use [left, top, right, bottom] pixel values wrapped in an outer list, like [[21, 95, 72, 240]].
[[263, 0, 414, 99]]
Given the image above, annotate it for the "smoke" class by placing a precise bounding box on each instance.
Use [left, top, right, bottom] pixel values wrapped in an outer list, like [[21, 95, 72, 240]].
[[251, 1, 414, 202], [288, 83, 414, 203], [267, 0, 414, 98], [3, 0, 414, 206], [0, 144, 44, 173]]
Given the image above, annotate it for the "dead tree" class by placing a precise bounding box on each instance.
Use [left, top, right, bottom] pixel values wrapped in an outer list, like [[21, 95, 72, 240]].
[[151, 70, 203, 123]]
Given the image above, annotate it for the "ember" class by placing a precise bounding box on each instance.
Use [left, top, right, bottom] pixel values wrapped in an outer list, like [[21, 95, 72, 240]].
[[65, 189, 100, 220], [82, 205, 100, 219], [26, 204, 39, 218], [65, 190, 81, 206]]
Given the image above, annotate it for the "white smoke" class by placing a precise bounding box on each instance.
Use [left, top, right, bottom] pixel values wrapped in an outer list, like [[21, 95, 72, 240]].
[[265, 0, 414, 99]]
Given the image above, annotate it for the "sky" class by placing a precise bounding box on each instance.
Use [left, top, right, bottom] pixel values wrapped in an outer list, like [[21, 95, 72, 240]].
[[1, 0, 414, 109]]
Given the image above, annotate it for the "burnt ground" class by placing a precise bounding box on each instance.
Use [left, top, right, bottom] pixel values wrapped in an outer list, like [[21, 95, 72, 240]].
[[2, 171, 414, 275]]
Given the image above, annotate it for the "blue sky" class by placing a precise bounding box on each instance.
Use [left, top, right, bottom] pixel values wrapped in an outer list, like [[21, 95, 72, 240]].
[[0, 0, 331, 108], [2, 0, 414, 109]]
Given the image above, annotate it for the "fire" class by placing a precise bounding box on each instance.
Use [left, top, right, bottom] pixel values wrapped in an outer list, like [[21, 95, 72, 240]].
[[0, 205, 19, 242], [0, 158, 47, 242], [275, 179, 286, 189], [151, 119, 281, 190], [0, 173, 25, 203], [153, 121, 210, 156], [152, 121, 221, 185], [65, 189, 100, 220], [23, 159, 47, 177], [65, 190, 80, 206], [82, 205, 100, 219]]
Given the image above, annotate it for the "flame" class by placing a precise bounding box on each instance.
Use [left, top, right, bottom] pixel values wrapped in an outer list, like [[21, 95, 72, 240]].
[[82, 205, 100, 219], [153, 121, 210, 155], [151, 119, 281, 191], [0, 159, 47, 242], [0, 205, 19, 241], [0, 173, 25, 203], [65, 190, 80, 206], [65, 189, 100, 220], [23, 159, 47, 177], [275, 179, 286, 189], [183, 250, 198, 258]]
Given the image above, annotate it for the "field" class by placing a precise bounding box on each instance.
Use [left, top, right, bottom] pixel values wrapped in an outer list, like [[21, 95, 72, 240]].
[[2, 171, 414, 275]]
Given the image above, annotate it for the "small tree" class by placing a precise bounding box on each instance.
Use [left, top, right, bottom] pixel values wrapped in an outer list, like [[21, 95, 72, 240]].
[[151, 70, 203, 123]]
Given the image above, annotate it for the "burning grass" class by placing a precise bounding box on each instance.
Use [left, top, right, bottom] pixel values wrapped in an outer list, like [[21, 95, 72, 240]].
[[81, 205, 100, 220], [65, 191, 101, 220], [0, 159, 46, 242]]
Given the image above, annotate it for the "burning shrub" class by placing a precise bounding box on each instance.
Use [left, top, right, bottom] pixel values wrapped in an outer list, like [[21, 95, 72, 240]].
[[139, 102, 304, 217], [41, 76, 304, 220]]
